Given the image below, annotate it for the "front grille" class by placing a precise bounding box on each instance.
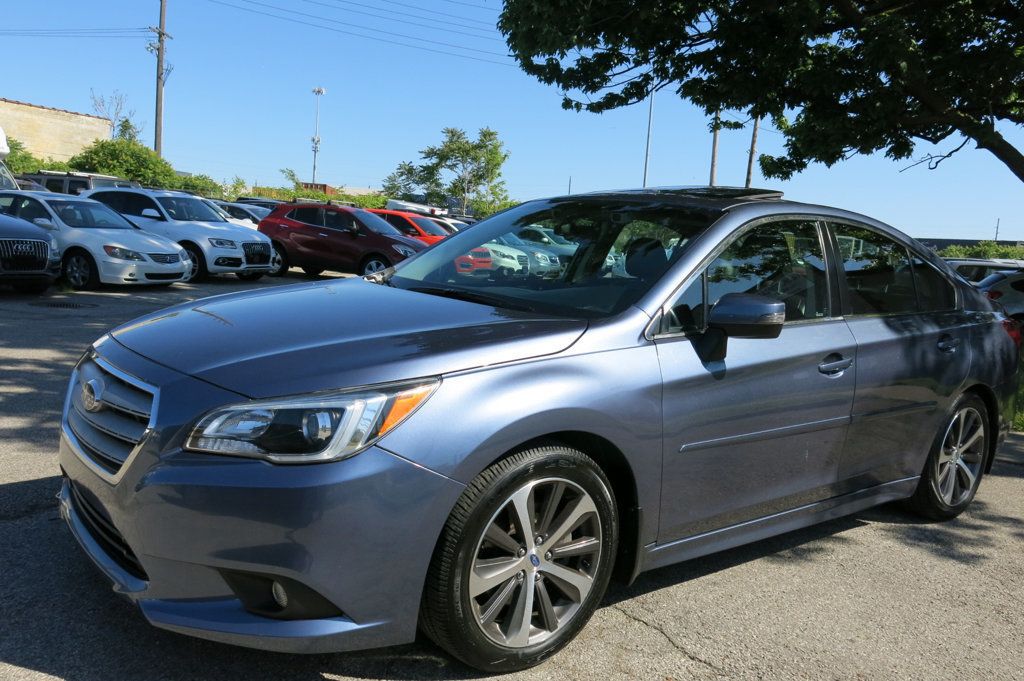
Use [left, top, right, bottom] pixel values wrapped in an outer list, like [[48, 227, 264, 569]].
[[0, 239, 48, 271], [147, 252, 180, 264], [67, 356, 154, 475], [242, 242, 270, 265], [68, 481, 147, 580], [517, 254, 529, 270], [144, 272, 181, 281]]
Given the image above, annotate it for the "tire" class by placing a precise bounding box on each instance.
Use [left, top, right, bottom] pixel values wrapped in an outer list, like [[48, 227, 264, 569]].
[[13, 281, 51, 294], [361, 255, 391, 275], [268, 243, 288, 277], [63, 251, 100, 290], [420, 445, 617, 672], [301, 267, 323, 277], [236, 272, 264, 282], [181, 243, 207, 282], [906, 393, 989, 520]]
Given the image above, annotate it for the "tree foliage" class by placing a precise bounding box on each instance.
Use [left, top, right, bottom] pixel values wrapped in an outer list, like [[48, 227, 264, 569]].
[[385, 127, 510, 213], [500, 0, 1024, 182], [3, 138, 70, 174], [69, 138, 178, 187], [939, 241, 1024, 259]]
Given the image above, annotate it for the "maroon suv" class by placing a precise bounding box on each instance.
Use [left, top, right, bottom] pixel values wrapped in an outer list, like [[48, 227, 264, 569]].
[[259, 202, 426, 276]]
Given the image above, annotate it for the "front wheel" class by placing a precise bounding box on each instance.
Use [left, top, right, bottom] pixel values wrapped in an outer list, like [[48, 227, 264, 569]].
[[63, 251, 100, 290], [181, 243, 207, 282], [361, 255, 391, 275], [907, 394, 989, 520], [420, 446, 617, 672], [268, 243, 288, 277]]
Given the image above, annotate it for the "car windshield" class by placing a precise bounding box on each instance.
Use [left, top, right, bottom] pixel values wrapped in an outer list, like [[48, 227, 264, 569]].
[[389, 198, 718, 318], [410, 216, 450, 236], [356, 209, 404, 236], [203, 200, 233, 220], [0, 163, 16, 190], [51, 200, 135, 229], [977, 272, 1012, 288], [246, 205, 271, 219], [157, 196, 224, 222]]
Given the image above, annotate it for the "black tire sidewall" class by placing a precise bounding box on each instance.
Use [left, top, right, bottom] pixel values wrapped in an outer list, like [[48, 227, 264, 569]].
[[64, 251, 98, 290], [918, 393, 989, 516], [442, 448, 617, 672], [182, 244, 207, 281], [269, 243, 288, 276]]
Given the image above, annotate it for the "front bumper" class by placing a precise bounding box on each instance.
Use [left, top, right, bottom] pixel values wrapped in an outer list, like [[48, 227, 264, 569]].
[[98, 259, 190, 285], [58, 343, 465, 653]]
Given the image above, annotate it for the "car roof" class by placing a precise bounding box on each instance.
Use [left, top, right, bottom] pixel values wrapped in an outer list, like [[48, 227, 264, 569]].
[[0, 189, 101, 203], [85, 187, 194, 198], [282, 201, 357, 212]]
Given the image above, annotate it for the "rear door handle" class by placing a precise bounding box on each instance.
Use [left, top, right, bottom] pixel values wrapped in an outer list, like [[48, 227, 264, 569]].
[[818, 355, 853, 375], [937, 335, 961, 353]]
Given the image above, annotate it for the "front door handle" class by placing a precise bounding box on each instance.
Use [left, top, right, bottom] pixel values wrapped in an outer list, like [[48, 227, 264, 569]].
[[818, 355, 854, 375], [318, 232, 329, 237], [937, 335, 961, 353]]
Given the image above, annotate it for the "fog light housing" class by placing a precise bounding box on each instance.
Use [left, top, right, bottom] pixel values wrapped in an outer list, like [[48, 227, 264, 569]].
[[271, 580, 289, 609], [220, 570, 344, 620]]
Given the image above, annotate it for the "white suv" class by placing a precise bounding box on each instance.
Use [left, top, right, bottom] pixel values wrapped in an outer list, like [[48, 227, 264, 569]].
[[0, 191, 190, 289], [82, 188, 274, 281]]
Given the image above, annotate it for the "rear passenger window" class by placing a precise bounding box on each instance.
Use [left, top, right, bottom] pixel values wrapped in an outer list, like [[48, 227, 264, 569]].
[[288, 207, 321, 225], [832, 225, 916, 315], [45, 179, 65, 193], [912, 257, 956, 311], [67, 180, 89, 195]]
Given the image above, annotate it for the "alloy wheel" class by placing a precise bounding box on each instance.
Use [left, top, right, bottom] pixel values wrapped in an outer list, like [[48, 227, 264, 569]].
[[65, 255, 90, 288], [363, 259, 388, 274], [936, 406, 986, 506], [469, 477, 602, 648]]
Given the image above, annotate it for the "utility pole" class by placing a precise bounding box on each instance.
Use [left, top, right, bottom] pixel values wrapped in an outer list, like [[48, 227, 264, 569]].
[[150, 0, 170, 156], [745, 116, 760, 188], [995, 218, 1001, 241], [567, 176, 572, 195], [311, 87, 326, 184], [709, 110, 721, 186], [642, 93, 654, 188]]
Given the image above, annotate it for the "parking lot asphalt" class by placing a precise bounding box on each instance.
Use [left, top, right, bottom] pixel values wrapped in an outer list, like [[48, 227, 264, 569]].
[[1, 273, 1023, 681]]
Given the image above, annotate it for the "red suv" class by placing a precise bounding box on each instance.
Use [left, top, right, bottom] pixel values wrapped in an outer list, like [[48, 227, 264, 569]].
[[366, 209, 451, 245], [259, 203, 426, 276]]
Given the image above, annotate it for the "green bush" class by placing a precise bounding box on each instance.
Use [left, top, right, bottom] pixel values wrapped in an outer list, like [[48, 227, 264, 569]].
[[68, 138, 177, 187], [940, 241, 1024, 260], [4, 137, 71, 174], [249, 185, 387, 209]]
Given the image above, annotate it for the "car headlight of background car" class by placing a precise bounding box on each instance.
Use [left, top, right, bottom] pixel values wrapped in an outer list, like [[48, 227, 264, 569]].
[[185, 379, 439, 463], [48, 236, 61, 260], [532, 251, 551, 264], [391, 244, 417, 258], [208, 238, 237, 249], [103, 245, 146, 261]]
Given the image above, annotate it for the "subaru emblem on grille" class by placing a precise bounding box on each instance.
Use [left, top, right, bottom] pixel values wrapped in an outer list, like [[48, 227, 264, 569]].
[[82, 379, 105, 413]]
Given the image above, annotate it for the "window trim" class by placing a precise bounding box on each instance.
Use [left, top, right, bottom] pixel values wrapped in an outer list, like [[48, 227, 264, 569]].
[[647, 214, 841, 340], [822, 218, 960, 318]]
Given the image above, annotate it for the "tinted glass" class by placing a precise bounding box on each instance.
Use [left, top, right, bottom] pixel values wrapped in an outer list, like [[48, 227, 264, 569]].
[[356, 210, 403, 236], [288, 207, 321, 225], [0, 195, 15, 213], [67, 179, 89, 195], [832, 224, 916, 315], [50, 200, 134, 229], [666, 220, 829, 332], [157, 196, 223, 222], [389, 198, 717, 319], [0, 163, 16, 190], [45, 179, 65, 193], [912, 257, 956, 311], [410, 216, 449, 236], [385, 214, 416, 235], [323, 209, 354, 231], [97, 192, 161, 218], [15, 198, 50, 222]]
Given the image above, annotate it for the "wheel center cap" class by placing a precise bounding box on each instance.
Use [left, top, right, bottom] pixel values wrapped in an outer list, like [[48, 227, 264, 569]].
[[529, 553, 541, 567]]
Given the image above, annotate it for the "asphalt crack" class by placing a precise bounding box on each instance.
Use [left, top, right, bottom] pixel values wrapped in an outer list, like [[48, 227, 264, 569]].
[[612, 604, 726, 677]]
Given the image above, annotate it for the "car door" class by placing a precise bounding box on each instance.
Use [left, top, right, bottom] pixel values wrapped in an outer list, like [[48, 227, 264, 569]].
[[282, 207, 325, 267], [656, 218, 857, 542], [321, 208, 361, 271], [826, 221, 972, 493], [11, 195, 55, 229]]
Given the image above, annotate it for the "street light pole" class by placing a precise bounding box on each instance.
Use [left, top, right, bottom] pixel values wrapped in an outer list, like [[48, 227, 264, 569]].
[[311, 87, 326, 185], [642, 93, 654, 188]]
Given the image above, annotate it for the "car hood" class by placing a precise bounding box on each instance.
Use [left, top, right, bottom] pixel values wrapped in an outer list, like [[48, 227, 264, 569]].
[[110, 278, 587, 398], [177, 220, 269, 240], [84, 228, 182, 252]]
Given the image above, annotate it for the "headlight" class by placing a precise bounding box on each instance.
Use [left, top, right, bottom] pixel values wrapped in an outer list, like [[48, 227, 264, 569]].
[[185, 379, 439, 463], [495, 251, 515, 261], [392, 244, 417, 258], [533, 252, 550, 263], [209, 238, 237, 249], [48, 237, 61, 259], [103, 245, 145, 261]]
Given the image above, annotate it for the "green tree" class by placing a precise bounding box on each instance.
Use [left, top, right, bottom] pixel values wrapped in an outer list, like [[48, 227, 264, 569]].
[[940, 241, 1024, 259], [279, 167, 302, 190], [4, 138, 43, 174], [500, 1, 1024, 183], [171, 173, 223, 197], [68, 138, 177, 186], [114, 118, 141, 143], [385, 127, 510, 213]]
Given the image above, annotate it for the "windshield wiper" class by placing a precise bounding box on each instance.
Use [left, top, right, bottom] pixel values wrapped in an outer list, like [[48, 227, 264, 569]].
[[407, 286, 538, 312]]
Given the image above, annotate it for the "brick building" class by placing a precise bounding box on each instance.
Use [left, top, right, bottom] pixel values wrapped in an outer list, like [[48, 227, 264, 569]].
[[0, 98, 111, 161]]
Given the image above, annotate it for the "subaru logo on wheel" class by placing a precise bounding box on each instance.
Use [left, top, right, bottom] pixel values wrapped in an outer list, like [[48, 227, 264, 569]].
[[529, 553, 540, 567], [81, 379, 105, 413]]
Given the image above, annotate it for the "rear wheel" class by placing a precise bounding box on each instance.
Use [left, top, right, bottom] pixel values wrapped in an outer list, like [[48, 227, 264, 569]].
[[420, 446, 617, 672], [361, 255, 391, 275], [907, 394, 989, 520], [181, 243, 207, 282], [63, 251, 99, 290], [268, 243, 288, 277]]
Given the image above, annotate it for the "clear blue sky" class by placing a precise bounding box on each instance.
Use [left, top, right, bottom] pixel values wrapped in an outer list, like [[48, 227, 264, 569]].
[[2, 0, 1022, 240]]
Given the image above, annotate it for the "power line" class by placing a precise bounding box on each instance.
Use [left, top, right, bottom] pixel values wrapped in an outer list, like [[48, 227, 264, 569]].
[[206, 0, 514, 67], [311, 0, 497, 32], [437, 0, 500, 11], [367, 0, 497, 26], [298, 0, 502, 41], [235, 0, 508, 57]]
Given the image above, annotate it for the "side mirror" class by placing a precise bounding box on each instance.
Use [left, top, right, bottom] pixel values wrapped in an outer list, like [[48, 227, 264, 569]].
[[140, 208, 162, 219], [32, 218, 57, 230], [695, 293, 785, 362]]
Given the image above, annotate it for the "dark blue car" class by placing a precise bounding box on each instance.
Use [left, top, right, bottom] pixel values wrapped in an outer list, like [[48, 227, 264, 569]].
[[0, 210, 61, 293], [58, 187, 1019, 671]]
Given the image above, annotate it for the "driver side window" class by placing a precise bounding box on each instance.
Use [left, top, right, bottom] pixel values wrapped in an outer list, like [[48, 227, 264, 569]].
[[664, 220, 830, 334]]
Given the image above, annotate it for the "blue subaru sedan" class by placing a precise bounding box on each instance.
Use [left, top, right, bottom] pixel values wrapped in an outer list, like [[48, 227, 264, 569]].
[[58, 187, 1019, 671]]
